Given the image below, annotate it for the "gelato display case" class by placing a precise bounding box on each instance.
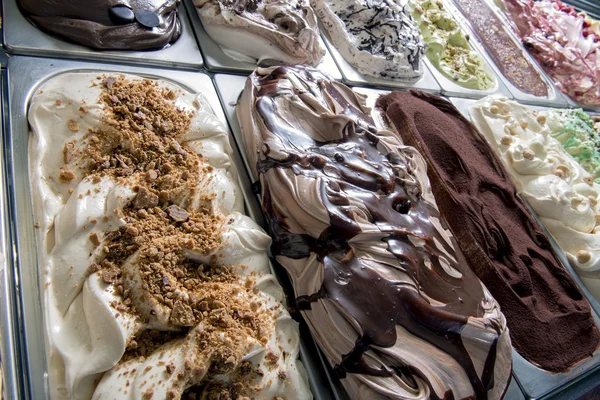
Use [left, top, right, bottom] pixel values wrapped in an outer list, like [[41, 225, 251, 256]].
[[3, 1, 600, 400]]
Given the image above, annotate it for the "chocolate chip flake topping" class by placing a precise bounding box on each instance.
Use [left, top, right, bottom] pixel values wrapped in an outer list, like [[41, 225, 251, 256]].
[[68, 75, 278, 396]]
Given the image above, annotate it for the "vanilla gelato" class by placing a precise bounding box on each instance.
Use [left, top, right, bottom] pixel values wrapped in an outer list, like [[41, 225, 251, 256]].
[[194, 0, 325, 66], [28, 72, 311, 399], [311, 0, 425, 80], [470, 96, 600, 300]]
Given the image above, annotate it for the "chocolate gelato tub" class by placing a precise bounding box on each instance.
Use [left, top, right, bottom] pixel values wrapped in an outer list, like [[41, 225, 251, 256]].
[[450, 96, 600, 399], [446, 0, 569, 107], [5, 55, 335, 400], [0, 67, 21, 400], [183, 0, 342, 79], [2, 0, 204, 70]]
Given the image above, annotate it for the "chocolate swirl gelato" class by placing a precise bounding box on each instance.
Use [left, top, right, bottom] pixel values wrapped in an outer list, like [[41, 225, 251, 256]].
[[377, 90, 600, 373], [194, 0, 325, 66], [18, 0, 182, 50], [238, 65, 512, 400]]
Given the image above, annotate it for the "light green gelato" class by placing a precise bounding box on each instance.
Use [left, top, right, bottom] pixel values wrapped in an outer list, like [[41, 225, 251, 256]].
[[544, 109, 600, 183], [410, 0, 496, 90]]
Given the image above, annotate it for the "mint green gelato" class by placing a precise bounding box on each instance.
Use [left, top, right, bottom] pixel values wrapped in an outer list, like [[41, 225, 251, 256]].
[[410, 0, 496, 90], [545, 109, 600, 183]]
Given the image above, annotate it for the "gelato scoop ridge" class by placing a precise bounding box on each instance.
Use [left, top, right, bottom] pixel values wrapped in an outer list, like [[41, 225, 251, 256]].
[[238, 65, 512, 400]]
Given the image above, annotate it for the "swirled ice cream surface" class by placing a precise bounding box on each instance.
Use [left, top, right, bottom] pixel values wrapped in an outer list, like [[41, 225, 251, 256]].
[[470, 96, 600, 300], [238, 65, 512, 400], [500, 0, 600, 106], [409, 0, 496, 90], [194, 0, 325, 66], [28, 72, 311, 399], [311, 0, 425, 80]]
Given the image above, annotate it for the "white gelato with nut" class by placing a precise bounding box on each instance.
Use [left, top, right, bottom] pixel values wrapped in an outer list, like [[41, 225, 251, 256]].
[[28, 72, 311, 399]]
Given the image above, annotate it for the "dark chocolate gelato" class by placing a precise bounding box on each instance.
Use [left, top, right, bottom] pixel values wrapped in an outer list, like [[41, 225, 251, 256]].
[[377, 90, 600, 373], [18, 0, 182, 50]]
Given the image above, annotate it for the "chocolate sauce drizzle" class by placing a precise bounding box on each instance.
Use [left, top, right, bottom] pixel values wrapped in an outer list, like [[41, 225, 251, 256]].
[[249, 66, 503, 399]]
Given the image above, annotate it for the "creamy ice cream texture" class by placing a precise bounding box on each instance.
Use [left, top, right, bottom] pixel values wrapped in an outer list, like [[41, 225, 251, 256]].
[[28, 72, 311, 399], [544, 108, 600, 183], [453, 0, 549, 97], [409, 0, 496, 90], [238, 65, 512, 400], [18, 0, 182, 50], [311, 0, 425, 80], [194, 0, 325, 66], [470, 96, 600, 301], [378, 90, 600, 373], [500, 0, 600, 106]]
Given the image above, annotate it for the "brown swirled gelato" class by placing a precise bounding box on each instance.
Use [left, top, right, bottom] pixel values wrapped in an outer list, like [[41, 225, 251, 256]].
[[18, 0, 182, 50], [237, 65, 512, 400]]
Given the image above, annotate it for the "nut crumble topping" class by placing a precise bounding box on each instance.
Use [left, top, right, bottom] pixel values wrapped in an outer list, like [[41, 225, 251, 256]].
[[56, 75, 284, 397]]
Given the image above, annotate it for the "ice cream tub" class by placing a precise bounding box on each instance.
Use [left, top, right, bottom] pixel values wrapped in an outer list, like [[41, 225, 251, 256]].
[[405, 0, 513, 99], [183, 0, 342, 80], [2, 0, 204, 70], [482, 0, 600, 111], [214, 73, 356, 400], [318, 27, 441, 92], [444, 0, 569, 107], [450, 96, 600, 399], [5, 55, 336, 400], [0, 68, 22, 400]]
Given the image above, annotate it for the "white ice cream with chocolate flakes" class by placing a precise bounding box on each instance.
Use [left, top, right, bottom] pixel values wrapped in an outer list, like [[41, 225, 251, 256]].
[[469, 95, 600, 300], [194, 0, 325, 66], [311, 0, 425, 80], [28, 72, 311, 400]]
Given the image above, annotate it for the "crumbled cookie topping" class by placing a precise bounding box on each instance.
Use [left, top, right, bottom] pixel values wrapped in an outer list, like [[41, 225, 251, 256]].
[[58, 75, 283, 397]]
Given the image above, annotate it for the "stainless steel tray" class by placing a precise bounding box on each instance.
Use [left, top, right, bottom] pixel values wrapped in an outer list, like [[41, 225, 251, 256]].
[[2, 0, 204, 70], [450, 96, 600, 399], [444, 0, 569, 107], [563, 94, 600, 113], [0, 51, 7, 69], [0, 67, 21, 400], [6, 55, 333, 400], [316, 23, 441, 92], [183, 0, 342, 80]]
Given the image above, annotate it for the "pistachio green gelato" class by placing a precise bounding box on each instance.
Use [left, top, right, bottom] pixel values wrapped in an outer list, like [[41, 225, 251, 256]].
[[544, 109, 600, 182], [410, 0, 496, 90]]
